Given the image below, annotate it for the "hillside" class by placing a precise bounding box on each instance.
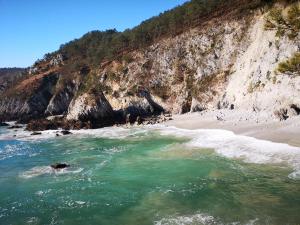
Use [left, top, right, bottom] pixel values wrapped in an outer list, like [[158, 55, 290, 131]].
[[0, 68, 26, 93], [0, 0, 299, 130]]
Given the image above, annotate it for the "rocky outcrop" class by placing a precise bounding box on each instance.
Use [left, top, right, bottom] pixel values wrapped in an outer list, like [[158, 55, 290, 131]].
[[66, 89, 115, 127], [45, 79, 77, 116], [117, 89, 165, 123], [0, 72, 59, 122]]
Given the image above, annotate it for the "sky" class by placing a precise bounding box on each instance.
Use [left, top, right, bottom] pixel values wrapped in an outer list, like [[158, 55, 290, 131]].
[[0, 0, 187, 68]]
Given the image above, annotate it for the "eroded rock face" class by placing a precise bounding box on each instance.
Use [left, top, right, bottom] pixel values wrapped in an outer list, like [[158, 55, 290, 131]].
[[45, 80, 77, 116], [0, 73, 59, 122], [67, 90, 114, 126]]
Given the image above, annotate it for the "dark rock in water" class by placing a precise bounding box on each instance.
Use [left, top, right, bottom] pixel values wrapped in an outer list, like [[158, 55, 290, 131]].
[[26, 119, 59, 131], [0, 122, 9, 126], [56, 133, 60, 137], [26, 118, 92, 131], [61, 130, 72, 135], [31, 131, 42, 136], [8, 125, 23, 129], [51, 163, 70, 169]]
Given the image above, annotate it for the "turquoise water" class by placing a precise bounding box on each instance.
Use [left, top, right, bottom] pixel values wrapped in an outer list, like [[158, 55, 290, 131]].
[[0, 127, 300, 225]]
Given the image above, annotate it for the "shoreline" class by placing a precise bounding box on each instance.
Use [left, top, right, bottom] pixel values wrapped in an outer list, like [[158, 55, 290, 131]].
[[164, 110, 300, 148], [2, 110, 300, 148]]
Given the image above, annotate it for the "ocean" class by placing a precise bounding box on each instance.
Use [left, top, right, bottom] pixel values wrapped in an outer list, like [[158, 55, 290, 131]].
[[0, 125, 299, 225]]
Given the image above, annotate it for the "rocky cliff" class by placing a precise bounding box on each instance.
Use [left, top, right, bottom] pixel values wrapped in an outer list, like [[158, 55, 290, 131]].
[[1, 0, 299, 129]]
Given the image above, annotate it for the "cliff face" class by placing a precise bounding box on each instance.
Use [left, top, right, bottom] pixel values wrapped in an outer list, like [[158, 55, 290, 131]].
[[99, 3, 300, 121], [1, 1, 299, 126]]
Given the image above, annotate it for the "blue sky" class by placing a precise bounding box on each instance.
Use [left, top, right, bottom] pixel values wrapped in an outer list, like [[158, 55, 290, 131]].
[[0, 0, 187, 68]]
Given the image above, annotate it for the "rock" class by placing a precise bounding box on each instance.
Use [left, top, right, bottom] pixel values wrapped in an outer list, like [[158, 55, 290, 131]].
[[31, 132, 42, 136], [45, 81, 77, 116], [230, 104, 235, 110], [61, 130, 72, 135], [56, 133, 60, 137], [8, 125, 23, 129], [50, 163, 70, 169], [0, 122, 9, 126], [26, 119, 59, 131], [66, 89, 115, 128], [274, 108, 289, 121], [290, 104, 300, 115], [135, 116, 142, 125], [190, 98, 205, 113], [49, 54, 64, 67], [125, 113, 132, 124], [0, 72, 59, 123], [216, 116, 224, 121]]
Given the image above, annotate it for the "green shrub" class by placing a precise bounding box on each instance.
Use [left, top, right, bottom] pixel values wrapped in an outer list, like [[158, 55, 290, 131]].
[[265, 4, 300, 39], [277, 52, 300, 76]]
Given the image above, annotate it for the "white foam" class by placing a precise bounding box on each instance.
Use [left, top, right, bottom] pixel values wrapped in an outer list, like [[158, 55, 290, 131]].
[[20, 166, 83, 179], [151, 125, 300, 180], [155, 213, 216, 225], [155, 213, 259, 225], [3, 124, 300, 179], [0, 126, 148, 141]]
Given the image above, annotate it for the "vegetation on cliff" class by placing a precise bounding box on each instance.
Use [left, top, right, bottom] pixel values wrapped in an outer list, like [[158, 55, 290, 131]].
[[58, 0, 275, 69], [265, 2, 300, 39], [277, 52, 300, 76]]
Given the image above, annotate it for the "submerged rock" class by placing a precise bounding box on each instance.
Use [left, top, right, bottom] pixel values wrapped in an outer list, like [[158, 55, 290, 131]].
[[50, 163, 70, 169], [61, 130, 72, 135], [8, 125, 23, 129], [31, 131, 42, 136], [0, 122, 9, 126]]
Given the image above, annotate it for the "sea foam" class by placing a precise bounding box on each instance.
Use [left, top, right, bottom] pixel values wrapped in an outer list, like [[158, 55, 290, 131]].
[[155, 212, 259, 225], [153, 125, 300, 180], [20, 166, 83, 179], [3, 124, 300, 179]]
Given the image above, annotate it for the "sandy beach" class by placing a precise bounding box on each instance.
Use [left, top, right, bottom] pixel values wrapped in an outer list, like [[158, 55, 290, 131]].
[[165, 110, 300, 148]]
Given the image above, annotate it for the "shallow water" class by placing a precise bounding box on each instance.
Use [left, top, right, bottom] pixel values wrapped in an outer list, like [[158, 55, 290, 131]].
[[0, 126, 299, 225]]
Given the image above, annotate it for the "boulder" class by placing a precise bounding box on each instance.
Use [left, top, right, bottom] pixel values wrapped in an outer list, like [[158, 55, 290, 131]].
[[26, 119, 59, 131], [31, 131, 42, 136], [61, 130, 72, 135], [50, 163, 70, 169]]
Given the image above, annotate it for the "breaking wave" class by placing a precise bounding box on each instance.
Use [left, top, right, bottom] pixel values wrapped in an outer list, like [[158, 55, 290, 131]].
[[20, 166, 83, 179]]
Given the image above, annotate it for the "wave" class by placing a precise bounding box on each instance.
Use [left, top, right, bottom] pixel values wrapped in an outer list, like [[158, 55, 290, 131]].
[[20, 166, 83, 179], [155, 213, 216, 225], [153, 125, 300, 180], [2, 124, 300, 179]]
